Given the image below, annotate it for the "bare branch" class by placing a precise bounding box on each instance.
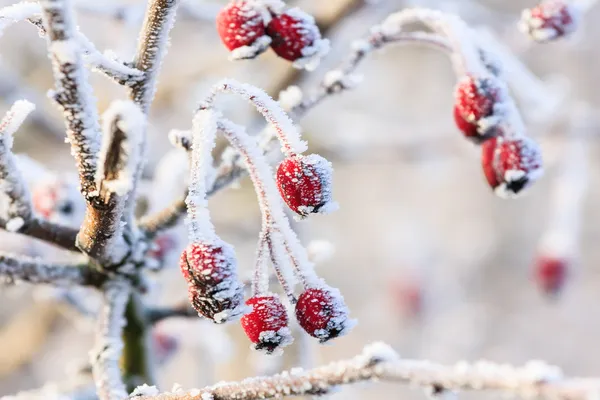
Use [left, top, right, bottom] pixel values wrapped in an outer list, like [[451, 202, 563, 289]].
[[137, 342, 600, 400], [78, 101, 145, 265], [40, 0, 101, 200], [15, 217, 79, 251], [0, 252, 104, 287], [91, 279, 130, 400], [146, 301, 198, 324]]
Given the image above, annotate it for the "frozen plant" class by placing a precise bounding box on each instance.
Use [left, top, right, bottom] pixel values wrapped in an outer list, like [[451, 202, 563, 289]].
[[0, 1, 593, 399]]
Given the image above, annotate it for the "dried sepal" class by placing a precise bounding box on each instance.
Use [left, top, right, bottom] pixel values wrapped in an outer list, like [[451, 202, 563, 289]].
[[276, 154, 337, 218], [241, 294, 293, 354], [295, 285, 355, 343], [180, 240, 245, 323]]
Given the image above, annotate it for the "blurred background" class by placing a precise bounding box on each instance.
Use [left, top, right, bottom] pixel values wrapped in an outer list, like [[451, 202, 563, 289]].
[[1, 0, 600, 398]]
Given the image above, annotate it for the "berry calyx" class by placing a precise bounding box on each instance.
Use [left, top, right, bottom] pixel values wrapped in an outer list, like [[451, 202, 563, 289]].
[[266, 8, 329, 69], [276, 154, 336, 218], [240, 294, 292, 354], [481, 136, 543, 198], [454, 76, 501, 142], [180, 240, 244, 323], [533, 255, 568, 296], [216, 1, 272, 60], [520, 1, 579, 43], [295, 286, 354, 343]]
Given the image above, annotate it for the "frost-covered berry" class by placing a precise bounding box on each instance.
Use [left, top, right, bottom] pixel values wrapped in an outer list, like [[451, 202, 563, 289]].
[[266, 8, 330, 70], [216, 1, 272, 60], [454, 76, 501, 142], [520, 1, 579, 43], [481, 136, 543, 198], [534, 255, 568, 296], [180, 240, 244, 323], [240, 294, 293, 354], [31, 175, 84, 227], [148, 233, 177, 266], [276, 154, 336, 218], [295, 286, 354, 343]]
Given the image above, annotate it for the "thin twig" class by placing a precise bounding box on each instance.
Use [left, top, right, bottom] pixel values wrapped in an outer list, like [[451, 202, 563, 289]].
[[91, 278, 130, 400], [136, 342, 600, 400], [0, 252, 105, 287]]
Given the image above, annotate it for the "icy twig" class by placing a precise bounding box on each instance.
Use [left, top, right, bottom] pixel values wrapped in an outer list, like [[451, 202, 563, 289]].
[[40, 0, 101, 200], [0, 100, 35, 227], [146, 302, 199, 324], [0, 1, 40, 36], [78, 101, 145, 265], [136, 342, 600, 400], [0, 252, 104, 287], [27, 14, 145, 86], [91, 278, 130, 400]]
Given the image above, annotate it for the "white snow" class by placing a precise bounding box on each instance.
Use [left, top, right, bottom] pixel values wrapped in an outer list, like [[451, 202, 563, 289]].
[[278, 85, 303, 111], [5, 217, 24, 232], [0, 2, 41, 38], [230, 35, 271, 60], [49, 40, 78, 64], [131, 384, 160, 397]]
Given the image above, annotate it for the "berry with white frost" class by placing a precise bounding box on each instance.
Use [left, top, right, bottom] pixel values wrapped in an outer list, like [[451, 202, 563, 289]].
[[481, 136, 543, 198], [520, 1, 580, 43], [454, 75, 500, 143], [216, 1, 272, 60], [276, 154, 336, 218], [180, 240, 244, 323], [295, 286, 354, 343], [241, 294, 292, 354], [266, 8, 330, 70]]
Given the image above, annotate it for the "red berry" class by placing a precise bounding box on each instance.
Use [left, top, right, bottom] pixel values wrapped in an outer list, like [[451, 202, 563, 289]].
[[152, 330, 178, 365], [180, 240, 244, 323], [295, 286, 354, 343], [241, 295, 292, 353], [276, 154, 335, 217], [148, 233, 177, 265], [454, 76, 501, 142], [266, 8, 328, 65], [481, 136, 543, 197], [534, 255, 568, 296], [520, 1, 579, 42], [216, 1, 271, 59], [390, 278, 423, 318]]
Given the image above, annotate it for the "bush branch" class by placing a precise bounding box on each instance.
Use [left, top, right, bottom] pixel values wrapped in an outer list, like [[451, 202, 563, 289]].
[[0, 251, 104, 287], [136, 342, 599, 400], [91, 278, 131, 400]]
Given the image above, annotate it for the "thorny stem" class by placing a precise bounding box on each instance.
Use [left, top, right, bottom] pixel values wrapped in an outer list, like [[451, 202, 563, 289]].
[[134, 342, 600, 400]]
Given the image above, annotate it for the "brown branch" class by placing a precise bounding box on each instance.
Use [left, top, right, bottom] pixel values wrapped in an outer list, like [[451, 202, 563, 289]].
[[40, 0, 101, 201], [0, 252, 105, 287], [136, 342, 600, 400], [15, 217, 79, 251]]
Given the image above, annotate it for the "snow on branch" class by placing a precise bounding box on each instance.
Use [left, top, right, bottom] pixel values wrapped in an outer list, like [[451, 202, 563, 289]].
[[0, 251, 105, 287], [40, 0, 102, 200], [0, 1, 40, 36], [135, 342, 600, 400], [77, 101, 145, 265], [0, 100, 35, 231], [91, 278, 130, 400], [129, 0, 181, 114]]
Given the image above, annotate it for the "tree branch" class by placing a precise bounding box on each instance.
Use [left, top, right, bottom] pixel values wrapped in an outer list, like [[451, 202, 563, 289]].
[[91, 279, 130, 400], [136, 342, 599, 400], [40, 0, 101, 201], [0, 251, 104, 287]]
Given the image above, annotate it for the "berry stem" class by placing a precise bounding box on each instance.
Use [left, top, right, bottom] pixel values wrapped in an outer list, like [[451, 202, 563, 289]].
[[199, 79, 308, 157], [251, 229, 270, 296]]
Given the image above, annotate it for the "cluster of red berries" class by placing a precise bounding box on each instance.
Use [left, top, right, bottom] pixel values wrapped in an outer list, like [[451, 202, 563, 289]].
[[454, 75, 543, 197], [216, 1, 328, 67], [520, 1, 579, 43]]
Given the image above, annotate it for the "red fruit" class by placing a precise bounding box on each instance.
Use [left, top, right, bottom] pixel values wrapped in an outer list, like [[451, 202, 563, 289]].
[[295, 286, 354, 343], [454, 76, 500, 141], [241, 295, 292, 353], [148, 234, 177, 265], [390, 278, 423, 318], [481, 136, 543, 197], [534, 255, 568, 296], [180, 240, 244, 323], [276, 154, 335, 217], [152, 330, 178, 365], [216, 1, 271, 59], [266, 8, 327, 64], [520, 1, 579, 42]]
